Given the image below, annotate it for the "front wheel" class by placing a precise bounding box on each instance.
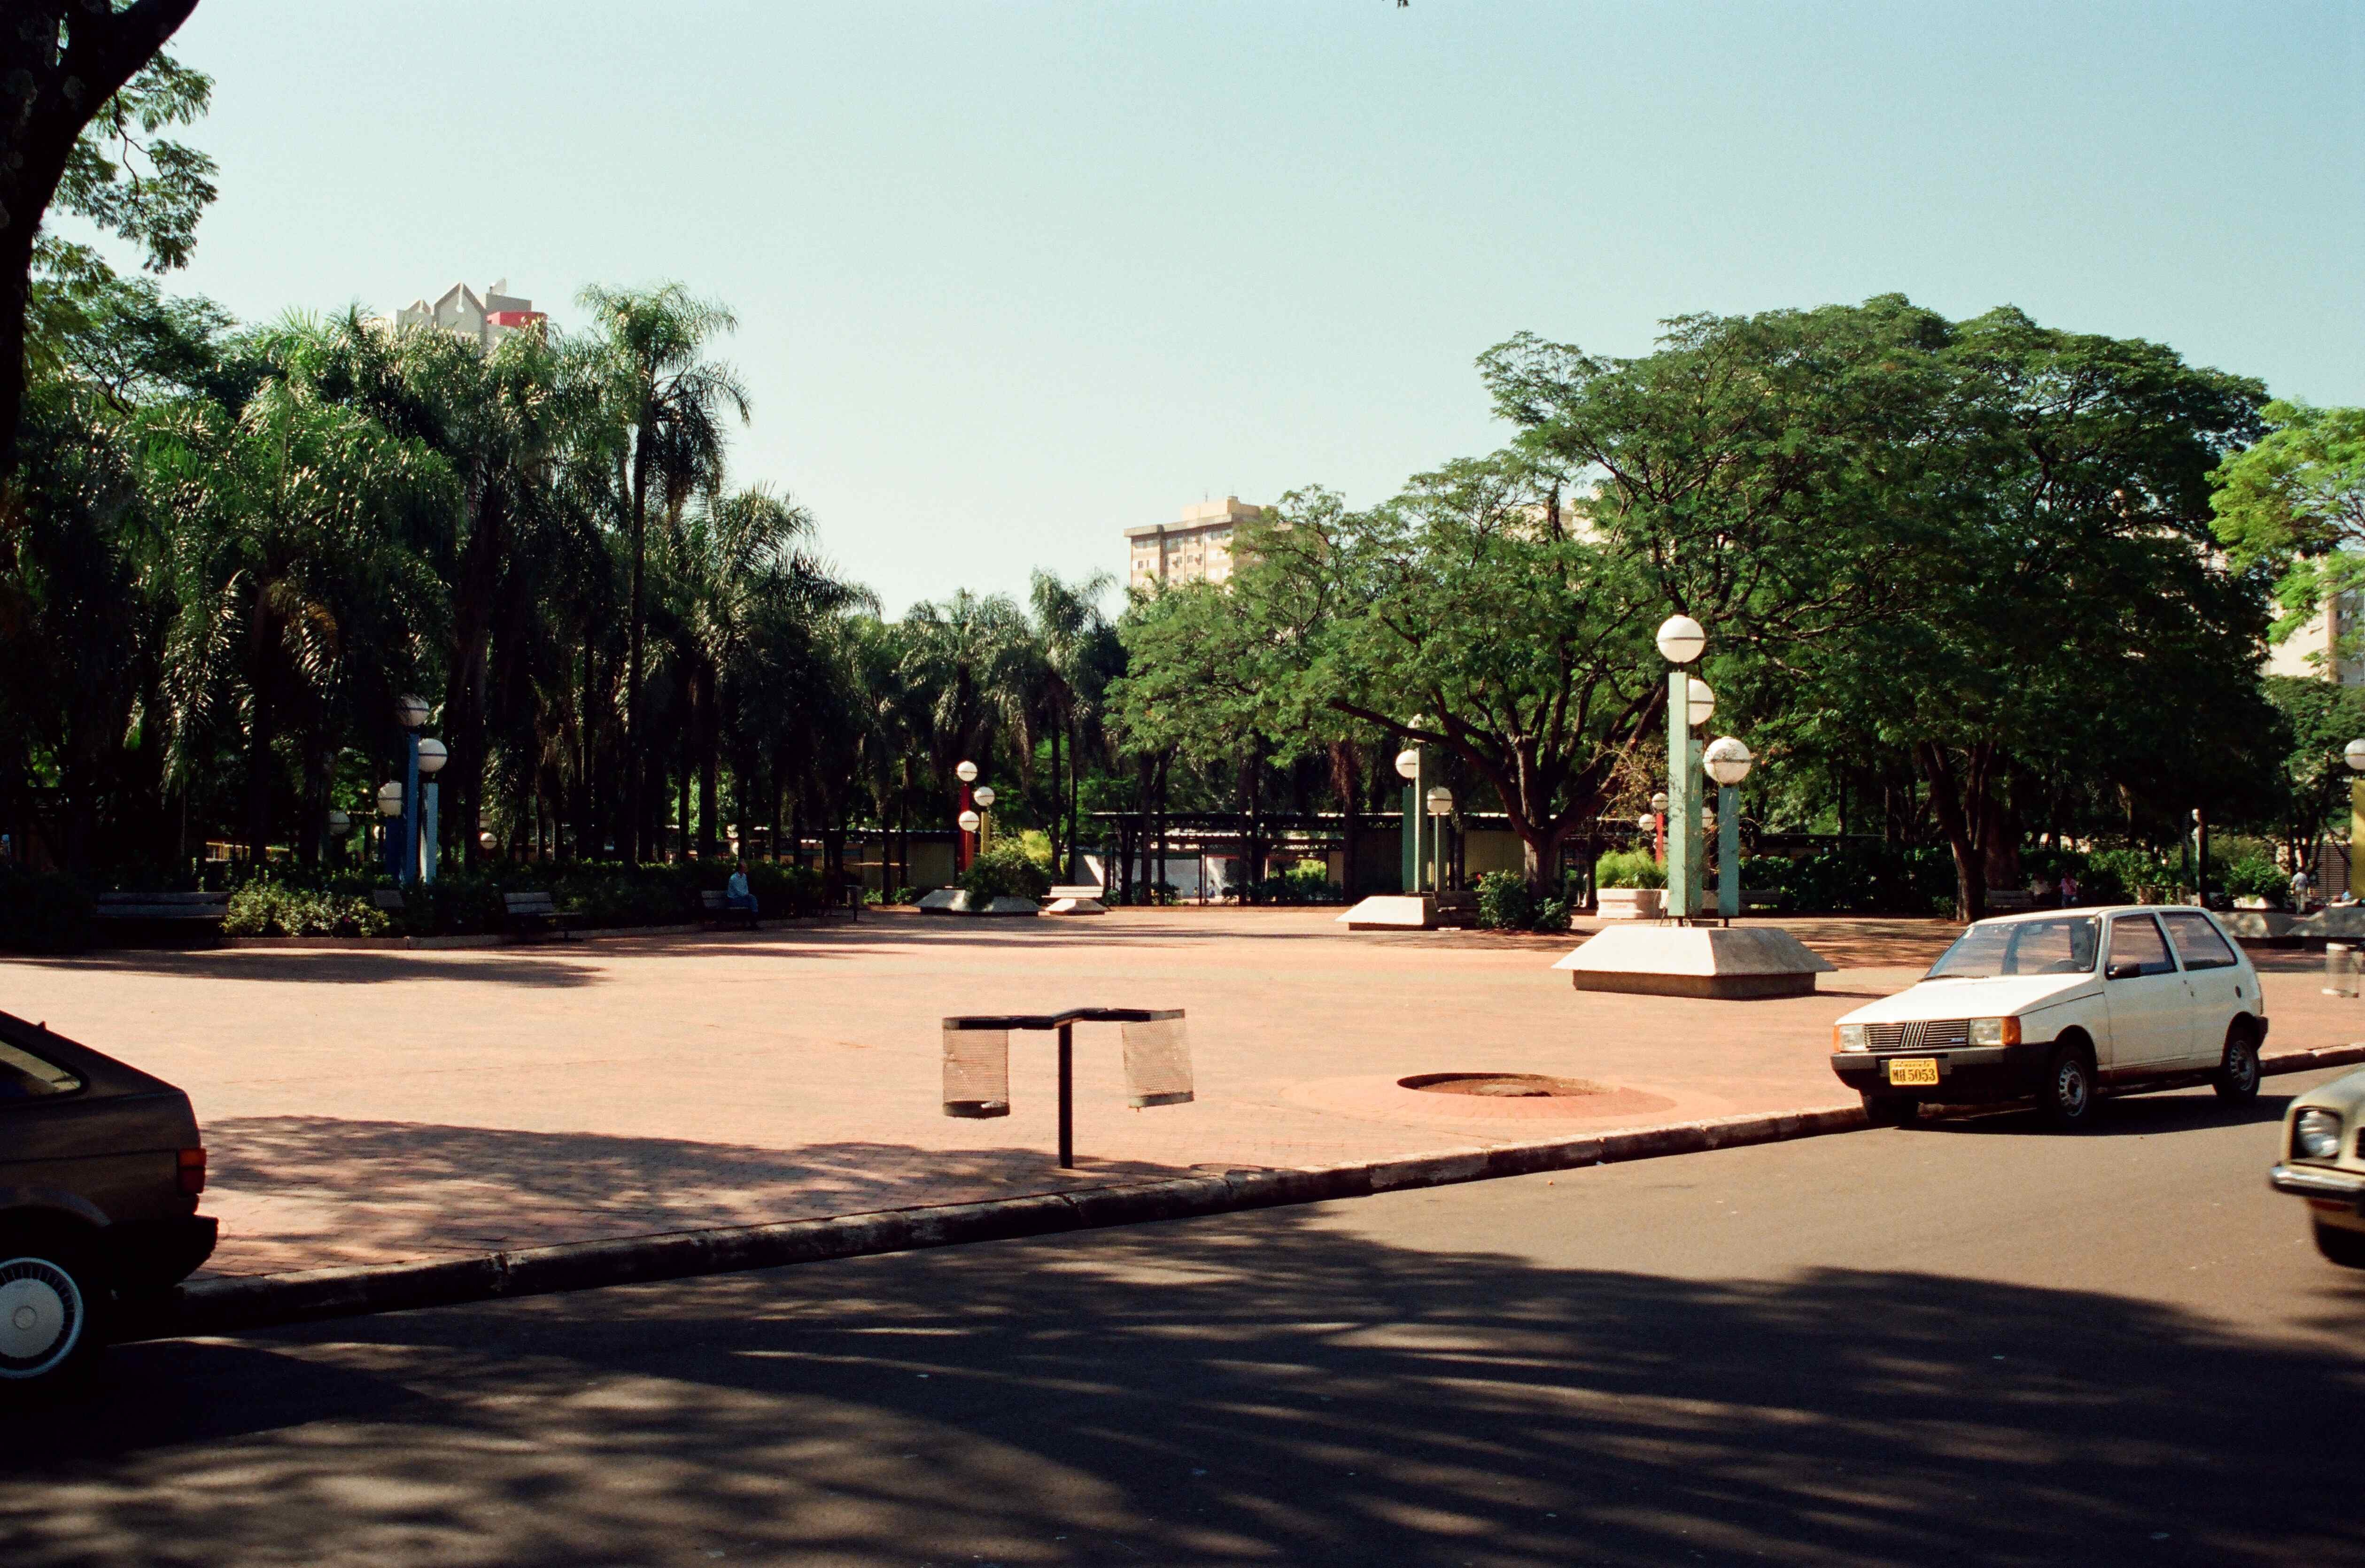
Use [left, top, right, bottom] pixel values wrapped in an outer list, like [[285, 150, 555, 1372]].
[[2313, 1221, 2365, 1270], [2213, 1022, 2262, 1102], [2039, 1044, 2098, 1131], [0, 1240, 101, 1392]]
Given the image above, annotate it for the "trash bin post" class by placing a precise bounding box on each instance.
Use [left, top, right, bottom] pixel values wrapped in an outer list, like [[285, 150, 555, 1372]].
[[1057, 1021, 1075, 1168]]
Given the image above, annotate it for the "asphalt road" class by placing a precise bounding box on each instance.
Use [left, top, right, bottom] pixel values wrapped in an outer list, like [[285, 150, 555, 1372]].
[[6, 1071, 2363, 1568]]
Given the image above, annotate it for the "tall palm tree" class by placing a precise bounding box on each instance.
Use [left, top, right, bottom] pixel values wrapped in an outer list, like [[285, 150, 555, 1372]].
[[575, 284, 746, 863], [1029, 569, 1119, 878], [141, 370, 449, 863], [899, 589, 1036, 806]]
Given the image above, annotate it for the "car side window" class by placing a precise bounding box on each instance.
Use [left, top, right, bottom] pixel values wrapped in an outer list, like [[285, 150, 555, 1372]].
[[2160, 911, 2240, 972], [0, 1040, 83, 1101], [2105, 915, 2177, 979]]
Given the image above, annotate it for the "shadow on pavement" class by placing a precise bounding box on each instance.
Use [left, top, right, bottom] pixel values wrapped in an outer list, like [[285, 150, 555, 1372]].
[[201, 1116, 1184, 1268], [2, 950, 608, 988], [6, 1203, 2360, 1567], [1926, 1086, 2302, 1139]]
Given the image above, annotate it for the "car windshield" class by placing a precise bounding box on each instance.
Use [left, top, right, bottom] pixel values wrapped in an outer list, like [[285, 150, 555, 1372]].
[[1926, 917, 2099, 979], [0, 1039, 82, 1101]]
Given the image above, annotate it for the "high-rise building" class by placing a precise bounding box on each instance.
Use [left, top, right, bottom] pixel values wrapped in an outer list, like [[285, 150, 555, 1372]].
[[1125, 496, 1268, 591], [391, 280, 545, 350], [2266, 594, 2365, 686]]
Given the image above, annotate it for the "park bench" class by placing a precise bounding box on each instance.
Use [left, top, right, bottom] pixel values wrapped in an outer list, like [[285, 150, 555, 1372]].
[[92, 890, 229, 928], [1739, 887, 1784, 913], [1984, 887, 2039, 914], [828, 882, 862, 922], [1433, 890, 1479, 929], [502, 889, 581, 940], [698, 888, 759, 930]]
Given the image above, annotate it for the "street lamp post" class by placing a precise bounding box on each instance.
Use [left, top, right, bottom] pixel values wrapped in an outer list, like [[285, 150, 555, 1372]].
[[972, 785, 996, 857], [1426, 785, 1454, 893], [415, 737, 448, 883], [376, 781, 404, 877], [954, 760, 979, 871], [1395, 734, 1425, 892], [394, 694, 431, 885], [1704, 737, 1753, 920], [2342, 741, 2365, 904], [1649, 791, 1669, 865], [1653, 616, 1710, 920]]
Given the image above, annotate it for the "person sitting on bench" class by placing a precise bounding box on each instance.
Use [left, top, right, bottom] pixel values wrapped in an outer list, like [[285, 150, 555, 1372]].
[[726, 859, 758, 918]]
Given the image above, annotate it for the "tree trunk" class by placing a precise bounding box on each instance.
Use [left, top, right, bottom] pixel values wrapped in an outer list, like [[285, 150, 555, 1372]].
[[1915, 740, 1993, 923], [696, 667, 719, 859], [621, 430, 651, 865]]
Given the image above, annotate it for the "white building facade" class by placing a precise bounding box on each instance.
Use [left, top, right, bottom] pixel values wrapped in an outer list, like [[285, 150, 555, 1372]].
[[1125, 496, 1269, 591], [391, 280, 545, 349]]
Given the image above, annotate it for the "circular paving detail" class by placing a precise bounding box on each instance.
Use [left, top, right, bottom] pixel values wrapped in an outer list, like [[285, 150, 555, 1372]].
[[1399, 1072, 1611, 1099]]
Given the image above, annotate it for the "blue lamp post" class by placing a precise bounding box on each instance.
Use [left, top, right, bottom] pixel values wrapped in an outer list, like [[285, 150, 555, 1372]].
[[376, 781, 404, 876], [415, 737, 448, 884], [394, 694, 430, 884]]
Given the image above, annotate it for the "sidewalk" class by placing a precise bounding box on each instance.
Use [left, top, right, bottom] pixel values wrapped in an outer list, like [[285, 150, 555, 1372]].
[[4, 910, 2354, 1280]]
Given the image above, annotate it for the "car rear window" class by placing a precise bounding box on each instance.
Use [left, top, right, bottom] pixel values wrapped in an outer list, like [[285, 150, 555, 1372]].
[[0, 1040, 82, 1100], [2160, 911, 2240, 972], [2107, 915, 2179, 977]]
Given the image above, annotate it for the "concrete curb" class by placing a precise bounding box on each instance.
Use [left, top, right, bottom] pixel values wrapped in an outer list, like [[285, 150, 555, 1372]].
[[217, 917, 853, 952], [118, 1043, 2365, 1344]]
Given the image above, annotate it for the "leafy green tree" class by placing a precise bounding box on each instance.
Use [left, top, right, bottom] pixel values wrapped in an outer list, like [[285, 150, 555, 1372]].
[[4, 13, 212, 468], [1028, 569, 1120, 878], [2211, 402, 2365, 666]]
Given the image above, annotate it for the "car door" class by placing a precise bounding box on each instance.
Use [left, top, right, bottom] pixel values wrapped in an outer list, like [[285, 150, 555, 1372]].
[[2101, 913, 2194, 1071], [2159, 910, 2245, 1066]]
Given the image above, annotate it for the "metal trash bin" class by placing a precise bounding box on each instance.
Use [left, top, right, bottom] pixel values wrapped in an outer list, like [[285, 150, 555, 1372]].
[[2326, 943, 2360, 999], [1121, 1010, 1194, 1108], [942, 1023, 1011, 1118]]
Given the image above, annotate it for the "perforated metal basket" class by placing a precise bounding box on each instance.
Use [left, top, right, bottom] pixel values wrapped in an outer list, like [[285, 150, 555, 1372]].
[[1121, 1010, 1194, 1108], [2326, 943, 2359, 999], [942, 1023, 1011, 1118]]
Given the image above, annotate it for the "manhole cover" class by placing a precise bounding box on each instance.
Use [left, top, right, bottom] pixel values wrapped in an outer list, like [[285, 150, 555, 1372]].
[[1397, 1072, 1611, 1099]]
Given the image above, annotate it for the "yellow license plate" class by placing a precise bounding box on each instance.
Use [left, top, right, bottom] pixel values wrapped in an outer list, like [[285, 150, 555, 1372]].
[[1887, 1058, 1940, 1087]]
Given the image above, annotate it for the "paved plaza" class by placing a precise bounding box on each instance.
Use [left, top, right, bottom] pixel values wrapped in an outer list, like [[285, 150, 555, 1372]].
[[3, 910, 2355, 1279]]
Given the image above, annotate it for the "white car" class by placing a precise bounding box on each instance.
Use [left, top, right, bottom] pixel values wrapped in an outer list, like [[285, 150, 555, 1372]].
[[1829, 905, 2268, 1128]]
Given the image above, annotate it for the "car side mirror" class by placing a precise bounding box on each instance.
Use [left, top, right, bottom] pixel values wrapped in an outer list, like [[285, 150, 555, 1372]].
[[2105, 961, 2138, 980]]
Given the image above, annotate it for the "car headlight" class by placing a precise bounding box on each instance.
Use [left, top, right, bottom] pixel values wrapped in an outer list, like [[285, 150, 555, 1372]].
[[1836, 1023, 1869, 1052], [1969, 1018, 2022, 1047], [2294, 1108, 2345, 1161]]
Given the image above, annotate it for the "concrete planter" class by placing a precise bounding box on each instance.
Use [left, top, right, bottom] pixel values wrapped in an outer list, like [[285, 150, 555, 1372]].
[[1595, 887, 1665, 921]]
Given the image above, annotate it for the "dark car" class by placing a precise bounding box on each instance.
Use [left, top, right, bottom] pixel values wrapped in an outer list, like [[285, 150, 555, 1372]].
[[0, 1008, 215, 1390]]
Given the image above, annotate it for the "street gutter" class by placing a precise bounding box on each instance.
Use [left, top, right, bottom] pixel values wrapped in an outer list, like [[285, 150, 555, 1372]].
[[117, 1043, 2365, 1344]]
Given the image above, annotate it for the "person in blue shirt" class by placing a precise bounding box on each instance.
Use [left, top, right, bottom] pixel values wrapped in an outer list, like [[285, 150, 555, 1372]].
[[726, 859, 757, 917]]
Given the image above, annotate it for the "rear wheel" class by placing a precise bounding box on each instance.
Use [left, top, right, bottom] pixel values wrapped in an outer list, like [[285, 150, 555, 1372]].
[[1860, 1093, 1916, 1128], [0, 1235, 102, 1392], [2039, 1043, 2098, 1131], [2213, 1021, 2262, 1102], [2313, 1221, 2365, 1270]]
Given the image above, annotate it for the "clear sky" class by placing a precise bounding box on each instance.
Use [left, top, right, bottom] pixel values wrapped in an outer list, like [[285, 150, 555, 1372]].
[[105, 1, 2365, 616]]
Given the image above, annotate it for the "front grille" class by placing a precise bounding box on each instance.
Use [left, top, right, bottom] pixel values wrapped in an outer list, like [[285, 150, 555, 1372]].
[[1868, 1020, 1971, 1052]]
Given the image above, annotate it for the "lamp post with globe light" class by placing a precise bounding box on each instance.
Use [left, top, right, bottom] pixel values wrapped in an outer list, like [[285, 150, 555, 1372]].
[[1653, 616, 1714, 919], [1703, 737, 1753, 919], [394, 694, 429, 884], [1426, 785, 1454, 893], [415, 737, 448, 883], [1649, 791, 1669, 865], [376, 780, 404, 878], [1395, 731, 1427, 892], [972, 785, 996, 857], [954, 760, 978, 871]]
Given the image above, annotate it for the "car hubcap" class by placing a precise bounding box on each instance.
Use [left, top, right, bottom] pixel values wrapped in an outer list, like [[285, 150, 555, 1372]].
[[0, 1259, 81, 1377], [2058, 1064, 2087, 1113]]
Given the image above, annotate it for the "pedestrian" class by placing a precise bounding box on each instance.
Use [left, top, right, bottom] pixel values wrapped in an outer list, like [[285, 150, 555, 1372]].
[[2059, 871, 2078, 908], [726, 857, 758, 917], [2291, 866, 2313, 913]]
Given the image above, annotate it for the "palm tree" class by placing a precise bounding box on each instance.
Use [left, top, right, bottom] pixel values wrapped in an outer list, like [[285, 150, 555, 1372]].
[[899, 590, 1037, 809], [575, 284, 747, 863], [1029, 569, 1119, 879], [142, 369, 449, 864]]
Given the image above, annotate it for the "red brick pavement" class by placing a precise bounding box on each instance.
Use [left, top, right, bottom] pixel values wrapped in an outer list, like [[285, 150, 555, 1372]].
[[1, 909, 2351, 1277]]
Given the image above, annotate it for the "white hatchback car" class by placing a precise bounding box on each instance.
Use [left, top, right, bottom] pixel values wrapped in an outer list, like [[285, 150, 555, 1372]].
[[1829, 905, 2268, 1128]]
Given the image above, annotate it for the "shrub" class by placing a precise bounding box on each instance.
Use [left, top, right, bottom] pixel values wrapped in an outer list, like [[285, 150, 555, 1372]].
[[1252, 861, 1345, 904], [1745, 842, 1954, 915], [1476, 870, 1571, 932], [2082, 846, 2182, 905], [959, 843, 1052, 903], [223, 880, 390, 937], [0, 865, 92, 952], [2219, 857, 2285, 901], [1594, 850, 1666, 890]]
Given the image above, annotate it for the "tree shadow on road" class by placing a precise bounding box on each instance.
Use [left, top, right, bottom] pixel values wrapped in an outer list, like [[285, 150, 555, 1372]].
[[9, 1198, 2362, 1568], [0, 950, 608, 988]]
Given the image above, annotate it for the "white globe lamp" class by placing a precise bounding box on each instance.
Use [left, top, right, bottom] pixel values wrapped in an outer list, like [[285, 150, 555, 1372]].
[[971, 785, 996, 809], [1654, 615, 1706, 665], [1703, 736, 1753, 787], [414, 737, 449, 775], [957, 809, 982, 833], [955, 760, 979, 784], [1686, 678, 1715, 727]]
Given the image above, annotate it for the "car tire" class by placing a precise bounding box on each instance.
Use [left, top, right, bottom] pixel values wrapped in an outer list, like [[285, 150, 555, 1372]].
[[1861, 1093, 1916, 1128], [0, 1232, 104, 1394], [2312, 1221, 2365, 1270], [2039, 1043, 2098, 1131], [2212, 1022, 2262, 1102]]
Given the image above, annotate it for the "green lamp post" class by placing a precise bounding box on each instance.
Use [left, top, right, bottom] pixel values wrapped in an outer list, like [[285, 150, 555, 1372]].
[[1703, 736, 1753, 919], [1655, 616, 1713, 919]]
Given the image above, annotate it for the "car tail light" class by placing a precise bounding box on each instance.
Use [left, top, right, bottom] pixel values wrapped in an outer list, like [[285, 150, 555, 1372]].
[[177, 1146, 207, 1196]]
